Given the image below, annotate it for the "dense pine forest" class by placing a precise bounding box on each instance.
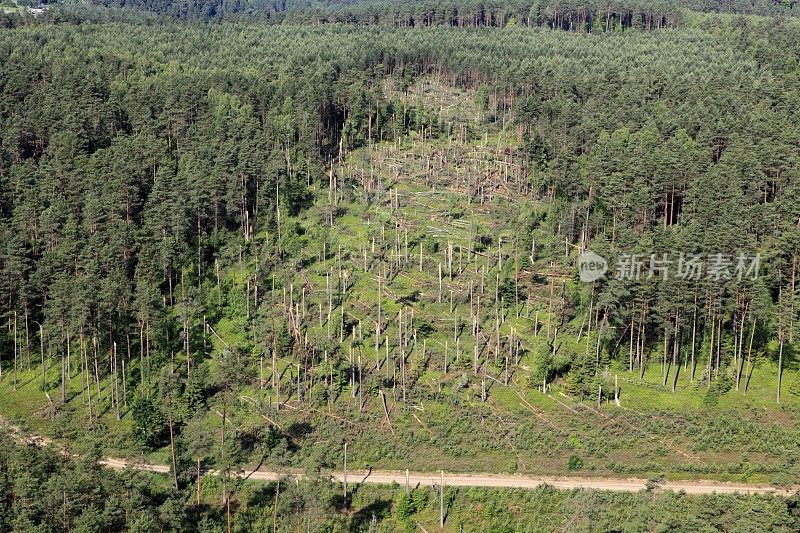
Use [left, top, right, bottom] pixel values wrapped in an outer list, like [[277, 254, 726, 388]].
[[56, 0, 800, 25], [1, 1, 800, 531]]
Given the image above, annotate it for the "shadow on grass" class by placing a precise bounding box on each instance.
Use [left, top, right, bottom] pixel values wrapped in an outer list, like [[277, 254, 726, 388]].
[[348, 498, 391, 532]]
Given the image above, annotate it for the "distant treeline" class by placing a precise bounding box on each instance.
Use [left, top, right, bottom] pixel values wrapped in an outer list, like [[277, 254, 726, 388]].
[[75, 0, 799, 26]]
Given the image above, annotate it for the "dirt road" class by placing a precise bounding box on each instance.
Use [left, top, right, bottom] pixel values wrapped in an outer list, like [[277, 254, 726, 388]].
[[97, 458, 796, 496], [4, 418, 794, 496]]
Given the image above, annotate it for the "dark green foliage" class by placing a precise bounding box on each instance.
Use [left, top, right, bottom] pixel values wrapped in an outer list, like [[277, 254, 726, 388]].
[[130, 393, 167, 447], [531, 343, 553, 384], [276, 322, 294, 358], [70, 0, 800, 25], [703, 370, 734, 407], [394, 491, 413, 521], [567, 454, 584, 470]]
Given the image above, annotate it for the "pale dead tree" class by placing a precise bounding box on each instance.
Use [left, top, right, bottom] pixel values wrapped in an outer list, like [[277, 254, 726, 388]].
[[343, 442, 348, 510], [113, 341, 120, 419], [481, 363, 487, 402], [741, 319, 756, 395], [376, 274, 382, 369], [447, 241, 453, 280], [358, 353, 363, 412], [546, 262, 555, 340], [777, 288, 785, 404], [671, 310, 681, 393], [438, 262, 443, 303], [706, 308, 715, 386], [13, 310, 17, 390], [349, 345, 355, 398], [439, 470, 445, 528]]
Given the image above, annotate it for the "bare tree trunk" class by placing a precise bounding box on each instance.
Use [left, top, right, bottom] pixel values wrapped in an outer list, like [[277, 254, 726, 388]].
[[777, 334, 784, 404], [13, 311, 17, 390], [715, 315, 722, 376], [707, 314, 715, 386], [60, 337, 65, 404], [546, 262, 554, 339], [39, 323, 45, 389], [628, 317, 634, 372], [439, 470, 445, 528], [113, 341, 120, 420], [662, 328, 669, 385], [671, 311, 680, 392], [343, 442, 348, 510], [272, 477, 280, 533], [221, 387, 227, 506], [93, 336, 101, 401], [169, 412, 178, 490], [690, 295, 697, 383], [742, 320, 756, 395], [197, 457, 201, 506]]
